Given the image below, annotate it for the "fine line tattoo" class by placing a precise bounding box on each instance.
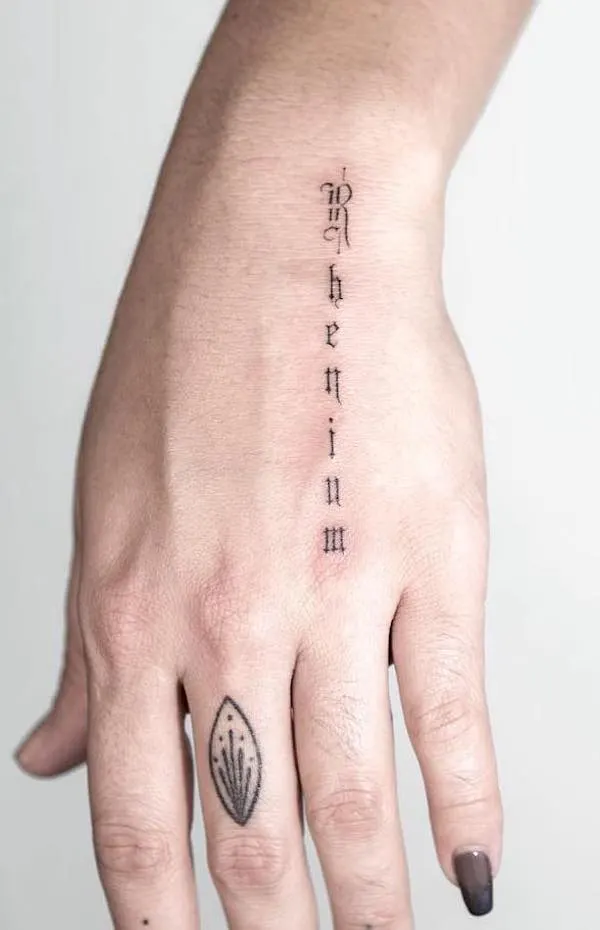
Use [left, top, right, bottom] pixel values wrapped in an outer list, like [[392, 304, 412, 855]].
[[326, 476, 341, 506], [208, 697, 262, 826], [320, 167, 353, 254], [320, 167, 352, 552], [326, 321, 340, 348], [329, 264, 343, 307], [325, 366, 342, 404], [323, 525, 346, 553], [328, 417, 336, 458]]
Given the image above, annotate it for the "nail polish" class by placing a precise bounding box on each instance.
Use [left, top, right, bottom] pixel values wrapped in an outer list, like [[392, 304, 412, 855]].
[[453, 849, 493, 917]]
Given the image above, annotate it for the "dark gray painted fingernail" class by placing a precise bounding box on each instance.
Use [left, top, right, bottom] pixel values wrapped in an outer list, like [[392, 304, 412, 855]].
[[453, 850, 493, 916]]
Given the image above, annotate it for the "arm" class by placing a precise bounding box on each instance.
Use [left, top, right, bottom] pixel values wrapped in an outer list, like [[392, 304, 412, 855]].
[[195, 0, 533, 168]]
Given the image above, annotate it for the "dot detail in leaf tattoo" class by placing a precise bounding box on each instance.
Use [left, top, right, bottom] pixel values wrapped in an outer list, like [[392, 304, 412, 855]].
[[209, 697, 262, 826]]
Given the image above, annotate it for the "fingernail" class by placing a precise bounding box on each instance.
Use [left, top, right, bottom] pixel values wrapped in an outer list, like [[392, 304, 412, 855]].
[[453, 850, 493, 916]]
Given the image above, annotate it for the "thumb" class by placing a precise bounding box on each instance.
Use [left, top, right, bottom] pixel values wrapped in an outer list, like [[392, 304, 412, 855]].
[[16, 655, 88, 777], [16, 558, 88, 777]]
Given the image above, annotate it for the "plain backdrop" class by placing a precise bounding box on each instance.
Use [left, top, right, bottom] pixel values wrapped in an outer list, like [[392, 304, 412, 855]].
[[1, 1, 599, 928]]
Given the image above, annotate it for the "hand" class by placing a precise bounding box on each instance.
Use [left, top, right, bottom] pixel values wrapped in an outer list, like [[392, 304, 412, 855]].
[[17, 100, 501, 927]]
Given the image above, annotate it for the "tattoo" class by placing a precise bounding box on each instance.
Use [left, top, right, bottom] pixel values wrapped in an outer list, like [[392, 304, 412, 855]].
[[209, 697, 262, 826], [329, 264, 343, 307], [326, 321, 340, 348], [320, 167, 352, 552], [323, 525, 346, 553], [325, 476, 341, 506], [320, 167, 353, 254], [328, 417, 336, 458], [324, 366, 342, 404]]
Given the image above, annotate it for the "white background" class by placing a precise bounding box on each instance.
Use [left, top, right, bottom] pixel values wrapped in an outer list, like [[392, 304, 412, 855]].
[[1, 1, 599, 927]]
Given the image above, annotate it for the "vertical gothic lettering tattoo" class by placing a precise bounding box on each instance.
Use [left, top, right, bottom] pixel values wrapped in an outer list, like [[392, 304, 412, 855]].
[[320, 167, 352, 552], [209, 697, 262, 826]]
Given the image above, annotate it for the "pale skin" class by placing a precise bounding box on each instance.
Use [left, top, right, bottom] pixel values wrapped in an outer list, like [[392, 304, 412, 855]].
[[17, 1, 535, 927]]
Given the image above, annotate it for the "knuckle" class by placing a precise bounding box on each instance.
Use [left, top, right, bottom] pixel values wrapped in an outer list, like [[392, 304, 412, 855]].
[[415, 431, 486, 507], [305, 686, 367, 764], [199, 606, 274, 666], [308, 782, 385, 842], [79, 577, 160, 671], [208, 831, 289, 894], [195, 569, 248, 659], [94, 820, 176, 881], [195, 567, 284, 664], [434, 787, 501, 824], [405, 690, 478, 750], [404, 514, 487, 609], [341, 883, 409, 929]]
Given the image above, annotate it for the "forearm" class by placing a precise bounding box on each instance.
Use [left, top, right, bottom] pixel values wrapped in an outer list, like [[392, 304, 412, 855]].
[[178, 0, 534, 177]]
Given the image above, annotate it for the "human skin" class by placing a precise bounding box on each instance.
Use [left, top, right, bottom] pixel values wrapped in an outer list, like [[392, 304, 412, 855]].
[[16, 1, 535, 927]]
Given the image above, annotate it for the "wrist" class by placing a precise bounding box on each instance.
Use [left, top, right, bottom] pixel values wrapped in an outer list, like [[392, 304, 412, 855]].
[[185, 0, 456, 198], [178, 72, 447, 228]]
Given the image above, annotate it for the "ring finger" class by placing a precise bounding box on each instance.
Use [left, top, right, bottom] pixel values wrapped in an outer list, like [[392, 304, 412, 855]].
[[294, 606, 413, 929]]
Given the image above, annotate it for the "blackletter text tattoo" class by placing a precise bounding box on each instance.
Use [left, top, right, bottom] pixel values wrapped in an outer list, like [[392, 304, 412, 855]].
[[326, 321, 340, 348], [329, 264, 343, 307], [325, 366, 342, 404], [328, 418, 336, 458], [209, 697, 262, 826], [326, 476, 341, 506], [320, 167, 352, 553], [323, 526, 346, 553], [321, 167, 353, 254]]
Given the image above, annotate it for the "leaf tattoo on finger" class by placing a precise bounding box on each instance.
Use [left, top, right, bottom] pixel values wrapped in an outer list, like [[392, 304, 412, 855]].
[[209, 697, 262, 826]]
